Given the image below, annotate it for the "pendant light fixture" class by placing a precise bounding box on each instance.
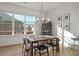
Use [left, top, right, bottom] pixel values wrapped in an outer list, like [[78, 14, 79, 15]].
[[40, 2, 50, 22], [36, 2, 50, 22], [40, 2, 45, 21]]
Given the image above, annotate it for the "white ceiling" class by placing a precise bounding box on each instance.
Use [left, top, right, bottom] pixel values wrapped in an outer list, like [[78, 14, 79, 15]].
[[10, 2, 65, 12]]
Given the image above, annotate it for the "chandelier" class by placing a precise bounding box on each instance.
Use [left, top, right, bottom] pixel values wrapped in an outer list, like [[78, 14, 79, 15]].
[[36, 2, 50, 22], [40, 2, 50, 22], [40, 2, 45, 21]]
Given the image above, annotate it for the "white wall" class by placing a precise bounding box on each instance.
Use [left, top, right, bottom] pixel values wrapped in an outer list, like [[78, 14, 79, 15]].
[[0, 35, 34, 47], [34, 20, 42, 35], [47, 2, 79, 49], [0, 35, 23, 47], [48, 2, 79, 37]]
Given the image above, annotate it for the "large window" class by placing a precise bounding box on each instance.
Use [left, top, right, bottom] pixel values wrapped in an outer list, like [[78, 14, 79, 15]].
[[14, 14, 24, 34], [0, 11, 36, 35], [25, 16, 35, 34], [0, 12, 12, 35]]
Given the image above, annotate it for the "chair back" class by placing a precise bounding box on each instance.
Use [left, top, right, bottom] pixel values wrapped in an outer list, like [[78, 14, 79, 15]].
[[23, 38, 30, 46], [50, 39, 59, 45]]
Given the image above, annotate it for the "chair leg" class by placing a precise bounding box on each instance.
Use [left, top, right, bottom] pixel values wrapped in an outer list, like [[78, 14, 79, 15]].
[[56, 46, 60, 56], [47, 48, 49, 56], [39, 50, 41, 56], [27, 50, 30, 56], [22, 49, 30, 56], [22, 46, 25, 56], [24, 50, 26, 56], [34, 48, 37, 56], [52, 47, 54, 56], [58, 46, 60, 55], [22, 48, 26, 56], [22, 49, 24, 56], [56, 46, 58, 55]]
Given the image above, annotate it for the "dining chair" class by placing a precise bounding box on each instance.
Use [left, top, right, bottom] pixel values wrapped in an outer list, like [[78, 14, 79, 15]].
[[22, 38, 30, 56], [35, 40, 49, 56], [22, 37, 38, 56], [48, 39, 60, 55]]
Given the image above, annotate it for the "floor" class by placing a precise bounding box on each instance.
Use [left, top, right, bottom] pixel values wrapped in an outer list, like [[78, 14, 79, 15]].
[[0, 44, 79, 56]]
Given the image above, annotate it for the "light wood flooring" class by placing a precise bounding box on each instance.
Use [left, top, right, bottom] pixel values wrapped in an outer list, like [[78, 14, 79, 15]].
[[0, 44, 79, 56]]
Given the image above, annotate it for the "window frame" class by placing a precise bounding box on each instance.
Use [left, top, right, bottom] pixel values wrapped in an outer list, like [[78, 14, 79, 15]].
[[0, 11, 13, 35], [0, 11, 36, 36]]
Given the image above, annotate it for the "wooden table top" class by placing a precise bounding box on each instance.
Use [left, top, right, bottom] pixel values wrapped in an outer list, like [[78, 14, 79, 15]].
[[27, 35, 59, 43]]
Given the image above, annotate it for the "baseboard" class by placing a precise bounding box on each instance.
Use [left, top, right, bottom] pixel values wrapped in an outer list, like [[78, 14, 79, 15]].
[[0, 43, 23, 48]]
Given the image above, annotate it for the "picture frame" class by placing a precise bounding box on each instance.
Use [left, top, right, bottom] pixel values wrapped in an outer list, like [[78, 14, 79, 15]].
[[57, 16, 62, 22], [57, 16, 62, 28], [63, 13, 70, 22], [58, 23, 62, 28], [63, 13, 70, 31], [64, 23, 70, 31], [57, 13, 70, 31]]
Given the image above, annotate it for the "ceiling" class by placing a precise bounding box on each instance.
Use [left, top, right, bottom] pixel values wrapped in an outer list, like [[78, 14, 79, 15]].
[[10, 2, 65, 12]]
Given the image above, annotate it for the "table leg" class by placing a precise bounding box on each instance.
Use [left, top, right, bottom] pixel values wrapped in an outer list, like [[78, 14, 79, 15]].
[[30, 42, 33, 56]]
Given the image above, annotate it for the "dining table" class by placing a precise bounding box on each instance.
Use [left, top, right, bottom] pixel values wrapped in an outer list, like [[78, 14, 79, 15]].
[[27, 35, 59, 56]]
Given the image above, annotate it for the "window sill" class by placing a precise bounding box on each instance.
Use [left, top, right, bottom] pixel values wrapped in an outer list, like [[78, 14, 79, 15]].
[[0, 34, 35, 37]]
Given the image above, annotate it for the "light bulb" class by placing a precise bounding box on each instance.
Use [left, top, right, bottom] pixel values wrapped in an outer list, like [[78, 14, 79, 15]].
[[37, 17, 39, 20], [47, 18, 50, 21], [42, 17, 45, 20]]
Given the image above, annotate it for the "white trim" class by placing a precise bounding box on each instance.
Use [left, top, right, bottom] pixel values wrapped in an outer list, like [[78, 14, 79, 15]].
[[0, 30, 12, 32], [62, 16, 64, 46], [24, 15, 26, 35], [12, 13, 15, 35]]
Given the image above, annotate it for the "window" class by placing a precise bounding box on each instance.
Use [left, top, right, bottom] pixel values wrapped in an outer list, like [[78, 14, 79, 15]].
[[14, 14, 24, 35], [0, 12, 12, 35], [0, 11, 36, 35], [25, 16, 35, 34]]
